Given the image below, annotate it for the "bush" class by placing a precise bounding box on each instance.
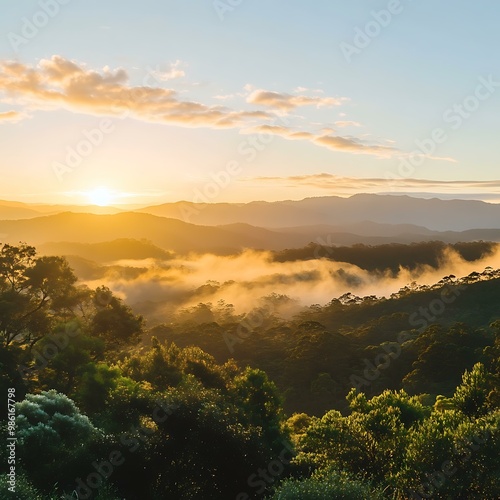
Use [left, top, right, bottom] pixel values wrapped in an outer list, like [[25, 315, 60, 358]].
[[269, 468, 383, 499], [15, 390, 103, 492]]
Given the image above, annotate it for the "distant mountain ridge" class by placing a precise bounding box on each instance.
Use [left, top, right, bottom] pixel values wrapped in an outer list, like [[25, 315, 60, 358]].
[[0, 200, 124, 220], [3, 194, 500, 232], [136, 194, 500, 231], [1, 211, 500, 254], [0, 204, 41, 220]]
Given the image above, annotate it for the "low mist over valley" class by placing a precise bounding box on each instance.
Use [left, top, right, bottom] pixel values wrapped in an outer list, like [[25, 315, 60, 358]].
[[3, 194, 500, 324]]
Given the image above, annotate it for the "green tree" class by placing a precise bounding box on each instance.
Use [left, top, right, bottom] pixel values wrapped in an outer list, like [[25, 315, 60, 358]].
[[0, 243, 78, 347], [35, 323, 105, 394], [269, 467, 384, 500], [231, 367, 286, 448], [12, 390, 103, 492], [403, 323, 491, 396], [90, 286, 143, 350], [452, 363, 492, 416]]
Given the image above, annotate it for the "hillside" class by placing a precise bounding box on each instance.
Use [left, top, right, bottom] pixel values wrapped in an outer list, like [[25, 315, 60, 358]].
[[2, 211, 500, 256], [38, 239, 174, 263], [136, 194, 500, 231], [0, 200, 125, 219]]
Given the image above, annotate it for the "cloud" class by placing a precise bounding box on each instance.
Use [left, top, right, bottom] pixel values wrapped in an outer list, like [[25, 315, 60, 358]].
[[293, 86, 324, 94], [247, 89, 346, 111], [213, 94, 235, 100], [77, 246, 500, 321], [0, 56, 399, 159], [0, 110, 25, 123], [426, 156, 457, 163], [249, 173, 500, 196], [399, 152, 457, 164], [148, 60, 185, 81], [246, 124, 314, 141], [314, 135, 394, 157], [380, 192, 500, 203], [243, 125, 396, 158], [0, 56, 271, 129], [335, 120, 361, 128]]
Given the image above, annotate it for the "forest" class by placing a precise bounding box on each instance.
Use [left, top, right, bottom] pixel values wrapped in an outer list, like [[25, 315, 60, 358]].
[[0, 242, 499, 499]]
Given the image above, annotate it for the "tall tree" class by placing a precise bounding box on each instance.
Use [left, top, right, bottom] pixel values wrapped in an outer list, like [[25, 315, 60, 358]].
[[0, 243, 78, 347]]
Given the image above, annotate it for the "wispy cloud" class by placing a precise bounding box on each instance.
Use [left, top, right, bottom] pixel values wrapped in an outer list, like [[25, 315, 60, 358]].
[[293, 86, 324, 94], [335, 120, 361, 128], [399, 152, 458, 164], [247, 89, 347, 111], [148, 60, 186, 81], [249, 173, 500, 195], [243, 125, 396, 158], [0, 110, 25, 123], [213, 94, 236, 100], [428, 156, 457, 163], [0, 56, 270, 128], [0, 56, 397, 159], [314, 135, 394, 157]]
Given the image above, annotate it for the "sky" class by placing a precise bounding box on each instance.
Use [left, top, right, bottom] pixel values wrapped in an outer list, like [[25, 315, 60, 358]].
[[0, 0, 499, 206]]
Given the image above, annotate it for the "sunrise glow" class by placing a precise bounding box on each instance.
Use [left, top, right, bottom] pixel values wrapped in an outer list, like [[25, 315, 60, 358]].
[[85, 187, 115, 207]]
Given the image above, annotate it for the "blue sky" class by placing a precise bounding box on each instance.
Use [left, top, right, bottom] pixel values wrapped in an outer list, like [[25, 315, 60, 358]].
[[1, 0, 499, 205]]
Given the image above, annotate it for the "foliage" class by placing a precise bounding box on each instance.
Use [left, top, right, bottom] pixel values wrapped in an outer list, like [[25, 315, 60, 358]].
[[268, 467, 384, 500], [288, 389, 500, 499], [0, 243, 78, 347], [273, 241, 497, 274], [0, 473, 47, 499], [13, 390, 104, 491], [90, 286, 144, 349], [1, 243, 499, 499], [452, 362, 493, 416]]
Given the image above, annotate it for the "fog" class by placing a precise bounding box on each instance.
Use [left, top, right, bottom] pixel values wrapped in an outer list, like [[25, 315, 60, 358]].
[[79, 244, 500, 324]]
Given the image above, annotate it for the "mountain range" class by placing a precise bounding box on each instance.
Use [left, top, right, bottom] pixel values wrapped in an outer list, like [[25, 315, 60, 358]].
[[2, 194, 500, 258], [3, 194, 500, 232], [1, 210, 500, 256], [135, 194, 500, 231]]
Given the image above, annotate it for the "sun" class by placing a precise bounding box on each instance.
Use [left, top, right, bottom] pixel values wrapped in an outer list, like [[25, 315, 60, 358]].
[[86, 186, 114, 206]]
